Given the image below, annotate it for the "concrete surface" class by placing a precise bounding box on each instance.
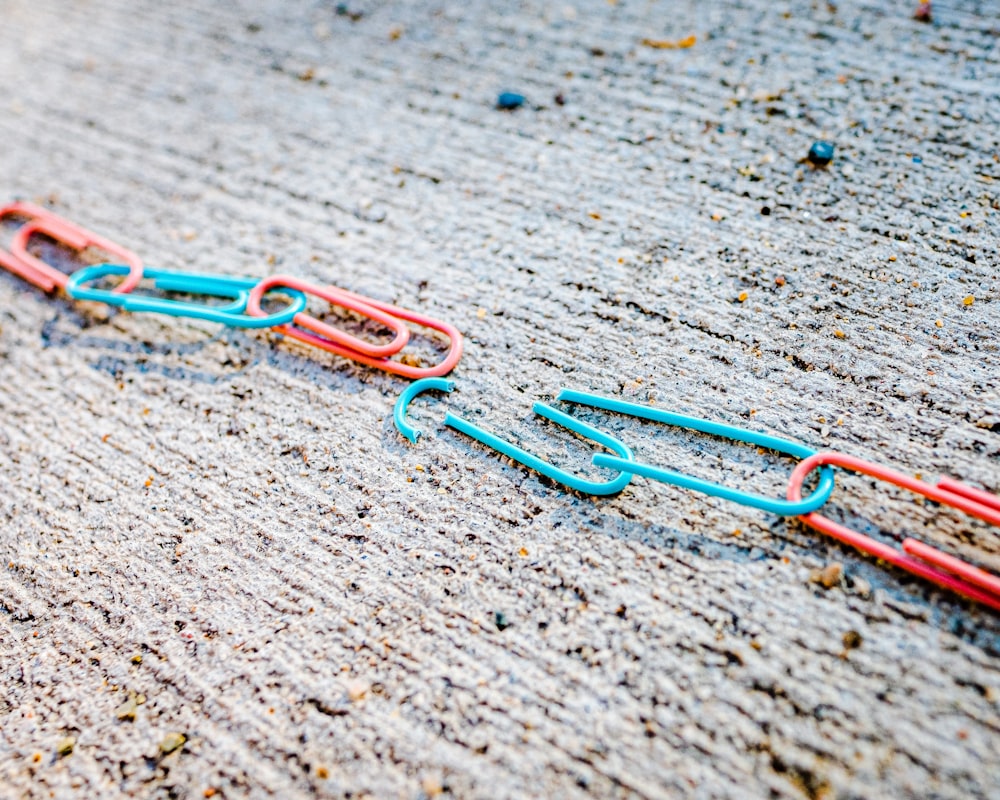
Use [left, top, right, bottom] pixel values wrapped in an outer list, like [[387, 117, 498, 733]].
[[1, 1, 998, 798]]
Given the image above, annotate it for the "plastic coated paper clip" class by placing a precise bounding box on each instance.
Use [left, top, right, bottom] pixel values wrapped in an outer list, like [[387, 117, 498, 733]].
[[787, 451, 1000, 611], [66, 265, 308, 328], [559, 389, 836, 516], [4, 215, 143, 294], [394, 378, 634, 495], [246, 276, 463, 379]]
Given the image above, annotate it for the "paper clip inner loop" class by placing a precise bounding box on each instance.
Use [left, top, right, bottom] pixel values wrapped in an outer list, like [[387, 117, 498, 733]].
[[558, 389, 835, 516], [66, 265, 307, 328], [787, 451, 1000, 611]]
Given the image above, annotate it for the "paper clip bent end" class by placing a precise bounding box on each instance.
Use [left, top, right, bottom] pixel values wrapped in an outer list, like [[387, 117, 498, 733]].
[[444, 402, 634, 495], [393, 377, 456, 443]]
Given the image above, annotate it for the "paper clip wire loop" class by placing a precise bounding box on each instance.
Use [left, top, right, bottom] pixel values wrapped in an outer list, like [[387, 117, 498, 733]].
[[787, 451, 1000, 611], [246, 275, 410, 358], [8, 218, 144, 294], [394, 377, 456, 443], [444, 403, 634, 495], [558, 389, 836, 516], [66, 265, 307, 328], [246, 277, 463, 379]]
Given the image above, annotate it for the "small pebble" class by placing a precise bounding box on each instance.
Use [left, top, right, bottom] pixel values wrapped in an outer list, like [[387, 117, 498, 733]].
[[346, 679, 369, 701], [116, 696, 139, 722], [160, 732, 186, 755], [494, 611, 510, 631], [842, 630, 862, 650], [963, 295, 974, 306], [807, 141, 835, 166], [760, 205, 771, 216], [914, 2, 932, 22], [421, 774, 445, 797], [496, 92, 525, 110], [56, 736, 75, 757], [812, 562, 843, 588]]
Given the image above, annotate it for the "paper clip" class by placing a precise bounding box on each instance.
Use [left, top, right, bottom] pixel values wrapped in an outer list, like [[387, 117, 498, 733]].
[[557, 389, 836, 515], [2, 202, 109, 291], [394, 377, 634, 494], [5, 217, 144, 294], [244, 275, 410, 357], [66, 265, 308, 328], [246, 277, 463, 379], [787, 451, 1000, 611]]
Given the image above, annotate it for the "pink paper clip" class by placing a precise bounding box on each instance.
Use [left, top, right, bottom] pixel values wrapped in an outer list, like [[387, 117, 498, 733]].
[[246, 276, 463, 379], [2, 201, 88, 289], [245, 275, 411, 358], [5, 217, 143, 294], [787, 451, 1000, 611]]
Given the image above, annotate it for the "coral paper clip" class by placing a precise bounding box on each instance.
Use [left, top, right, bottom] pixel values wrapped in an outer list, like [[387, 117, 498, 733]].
[[6, 217, 144, 294], [66, 265, 308, 328], [560, 390, 836, 516], [787, 451, 1000, 611], [246, 277, 463, 379], [245, 275, 410, 358]]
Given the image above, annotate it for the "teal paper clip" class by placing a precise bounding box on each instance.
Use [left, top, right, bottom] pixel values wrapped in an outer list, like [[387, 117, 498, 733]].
[[65, 264, 307, 328], [557, 389, 835, 515], [392, 378, 635, 494]]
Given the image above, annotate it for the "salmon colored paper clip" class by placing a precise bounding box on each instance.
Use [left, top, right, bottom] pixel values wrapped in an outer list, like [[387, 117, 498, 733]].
[[787, 451, 1000, 611], [246, 277, 463, 379], [7, 217, 143, 294], [245, 275, 410, 358], [2, 201, 96, 290]]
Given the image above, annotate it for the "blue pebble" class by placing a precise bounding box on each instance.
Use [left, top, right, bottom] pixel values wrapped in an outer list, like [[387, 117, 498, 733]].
[[807, 140, 835, 166], [912, 156, 923, 164], [497, 92, 526, 110]]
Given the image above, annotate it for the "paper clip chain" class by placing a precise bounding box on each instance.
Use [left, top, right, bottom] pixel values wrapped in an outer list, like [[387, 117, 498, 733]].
[[787, 451, 1000, 611]]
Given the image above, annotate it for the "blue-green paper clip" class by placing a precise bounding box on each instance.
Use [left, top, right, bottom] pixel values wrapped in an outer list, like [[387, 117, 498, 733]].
[[557, 389, 835, 515], [65, 264, 307, 328], [393, 377, 635, 495]]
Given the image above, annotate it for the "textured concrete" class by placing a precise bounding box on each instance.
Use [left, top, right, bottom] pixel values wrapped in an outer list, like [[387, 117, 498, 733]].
[[1, 1, 999, 798]]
